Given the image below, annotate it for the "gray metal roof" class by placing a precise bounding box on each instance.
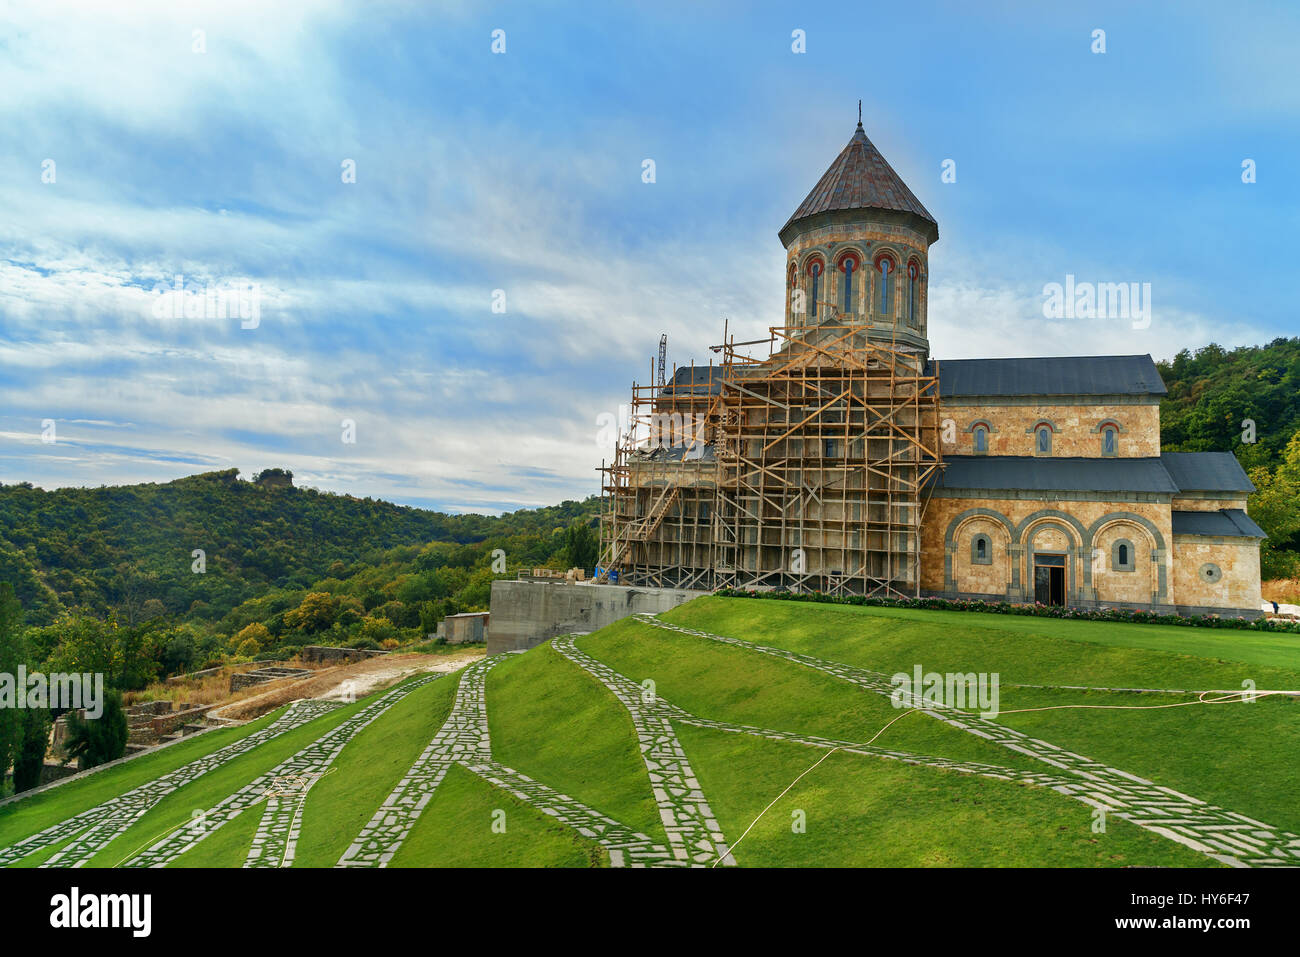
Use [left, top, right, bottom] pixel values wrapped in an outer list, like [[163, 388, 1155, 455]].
[[1160, 452, 1255, 493], [933, 456, 1180, 493], [1172, 509, 1266, 538], [929, 355, 1167, 398], [782, 123, 937, 236], [663, 364, 765, 397], [932, 452, 1253, 496], [664, 366, 723, 395]]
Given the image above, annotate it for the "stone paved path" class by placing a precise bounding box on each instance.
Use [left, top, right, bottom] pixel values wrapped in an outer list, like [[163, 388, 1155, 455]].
[[244, 673, 445, 867], [631, 614, 1300, 868], [337, 655, 676, 868], [0, 698, 339, 869], [119, 676, 434, 868], [551, 635, 735, 866]]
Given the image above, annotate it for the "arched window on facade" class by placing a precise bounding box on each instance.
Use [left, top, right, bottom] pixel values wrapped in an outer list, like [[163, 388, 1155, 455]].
[[838, 253, 859, 314], [807, 259, 823, 321], [1112, 538, 1136, 572], [973, 424, 988, 454], [1034, 424, 1053, 456], [907, 261, 920, 325], [971, 533, 992, 565], [1101, 424, 1118, 457], [875, 254, 894, 315]]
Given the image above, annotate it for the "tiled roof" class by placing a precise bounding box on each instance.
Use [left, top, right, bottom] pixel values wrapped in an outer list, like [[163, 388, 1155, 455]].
[[1172, 509, 1266, 539], [783, 123, 937, 234], [930, 355, 1167, 397]]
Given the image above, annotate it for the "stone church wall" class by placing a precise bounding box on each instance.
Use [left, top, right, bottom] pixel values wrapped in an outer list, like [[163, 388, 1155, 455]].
[[938, 401, 1161, 458], [921, 493, 1175, 609]]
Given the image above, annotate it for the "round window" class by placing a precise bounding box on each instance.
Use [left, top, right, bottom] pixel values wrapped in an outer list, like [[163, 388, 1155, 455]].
[[1198, 562, 1223, 583]]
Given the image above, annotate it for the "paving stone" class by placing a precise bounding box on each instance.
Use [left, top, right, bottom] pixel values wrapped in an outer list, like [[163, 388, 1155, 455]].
[[2, 698, 341, 869], [119, 677, 439, 868]]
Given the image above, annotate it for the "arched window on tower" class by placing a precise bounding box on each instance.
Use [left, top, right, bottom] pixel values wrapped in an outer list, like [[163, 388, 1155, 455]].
[[807, 259, 823, 321], [787, 263, 798, 324], [875, 255, 895, 315], [973, 425, 988, 454], [838, 253, 859, 314], [1034, 424, 1053, 456], [1101, 424, 1118, 457], [907, 261, 920, 326]]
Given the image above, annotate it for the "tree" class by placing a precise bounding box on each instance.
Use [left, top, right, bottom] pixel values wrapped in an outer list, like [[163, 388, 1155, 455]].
[[62, 691, 128, 770], [159, 626, 198, 676], [233, 622, 271, 649], [13, 707, 51, 792], [1249, 428, 1300, 578], [43, 614, 160, 691], [0, 584, 23, 788], [284, 592, 339, 633], [562, 523, 599, 571]]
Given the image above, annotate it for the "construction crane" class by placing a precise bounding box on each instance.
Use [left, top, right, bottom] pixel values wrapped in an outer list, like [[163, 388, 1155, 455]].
[[657, 333, 667, 387]]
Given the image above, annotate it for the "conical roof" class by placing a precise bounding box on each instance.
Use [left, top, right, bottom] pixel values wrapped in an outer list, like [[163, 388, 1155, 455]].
[[782, 121, 937, 241]]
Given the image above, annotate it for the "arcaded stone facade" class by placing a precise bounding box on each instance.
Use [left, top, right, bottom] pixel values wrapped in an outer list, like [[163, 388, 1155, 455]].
[[601, 120, 1264, 618]]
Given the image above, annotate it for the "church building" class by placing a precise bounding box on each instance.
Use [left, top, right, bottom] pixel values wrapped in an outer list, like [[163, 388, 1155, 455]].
[[597, 119, 1263, 619]]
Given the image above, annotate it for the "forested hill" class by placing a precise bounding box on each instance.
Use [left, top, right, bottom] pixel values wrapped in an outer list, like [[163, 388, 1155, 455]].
[[1158, 337, 1300, 469], [1158, 337, 1300, 577], [0, 468, 599, 625]]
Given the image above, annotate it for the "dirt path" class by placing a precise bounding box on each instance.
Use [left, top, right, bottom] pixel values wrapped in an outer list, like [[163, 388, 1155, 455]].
[[210, 649, 484, 721]]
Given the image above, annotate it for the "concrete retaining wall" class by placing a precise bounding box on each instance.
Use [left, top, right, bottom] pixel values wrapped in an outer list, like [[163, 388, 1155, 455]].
[[487, 580, 706, 653]]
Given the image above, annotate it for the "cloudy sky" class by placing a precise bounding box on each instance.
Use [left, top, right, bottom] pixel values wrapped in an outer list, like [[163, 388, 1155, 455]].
[[1, 0, 1296, 513]]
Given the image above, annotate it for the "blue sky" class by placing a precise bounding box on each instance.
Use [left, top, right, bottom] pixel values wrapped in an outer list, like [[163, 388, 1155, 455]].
[[1, 0, 1297, 513]]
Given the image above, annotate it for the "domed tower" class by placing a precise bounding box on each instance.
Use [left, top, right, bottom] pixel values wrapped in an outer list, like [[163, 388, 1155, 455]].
[[779, 116, 938, 357]]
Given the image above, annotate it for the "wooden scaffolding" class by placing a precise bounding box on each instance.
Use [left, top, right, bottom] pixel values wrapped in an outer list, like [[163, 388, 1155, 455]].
[[598, 322, 942, 597]]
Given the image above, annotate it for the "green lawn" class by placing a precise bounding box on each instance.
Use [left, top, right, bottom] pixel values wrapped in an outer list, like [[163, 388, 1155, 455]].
[[487, 642, 666, 842], [0, 705, 287, 853], [167, 802, 265, 868], [577, 618, 1043, 772], [82, 692, 375, 868], [655, 597, 1300, 836], [291, 672, 461, 867], [677, 722, 1210, 867], [390, 763, 605, 867], [993, 685, 1300, 833], [664, 597, 1300, 689]]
